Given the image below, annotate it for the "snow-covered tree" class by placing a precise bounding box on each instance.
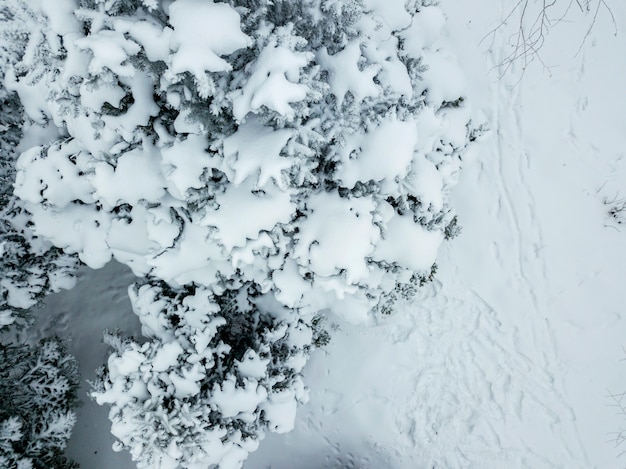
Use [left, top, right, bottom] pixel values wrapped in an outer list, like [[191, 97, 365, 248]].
[[0, 338, 80, 469], [0, 5, 81, 467], [0, 0, 78, 330], [92, 280, 319, 469], [7, 0, 480, 466], [12, 0, 476, 320]]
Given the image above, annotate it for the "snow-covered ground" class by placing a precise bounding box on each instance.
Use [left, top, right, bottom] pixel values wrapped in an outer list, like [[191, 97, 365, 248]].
[[31, 1, 626, 468]]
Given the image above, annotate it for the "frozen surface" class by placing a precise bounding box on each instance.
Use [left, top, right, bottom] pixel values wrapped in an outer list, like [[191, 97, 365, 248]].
[[30, 0, 626, 468]]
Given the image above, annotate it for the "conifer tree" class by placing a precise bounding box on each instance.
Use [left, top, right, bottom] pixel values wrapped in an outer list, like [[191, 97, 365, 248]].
[[0, 338, 80, 469], [0, 4, 81, 466], [0, 0, 78, 330], [7, 0, 481, 467], [12, 0, 476, 320], [92, 279, 319, 469]]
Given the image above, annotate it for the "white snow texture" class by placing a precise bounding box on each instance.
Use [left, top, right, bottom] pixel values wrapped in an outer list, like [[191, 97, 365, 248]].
[[6, 0, 476, 468]]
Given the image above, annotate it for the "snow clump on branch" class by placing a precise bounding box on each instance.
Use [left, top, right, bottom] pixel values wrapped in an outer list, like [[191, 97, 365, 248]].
[[12, 0, 476, 322], [7, 0, 480, 467]]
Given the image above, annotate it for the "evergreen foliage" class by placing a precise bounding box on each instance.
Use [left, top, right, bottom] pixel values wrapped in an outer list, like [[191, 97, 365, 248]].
[[5, 0, 480, 467], [0, 5, 81, 467], [11, 0, 475, 320], [92, 280, 314, 469], [0, 0, 78, 331], [0, 338, 80, 469]]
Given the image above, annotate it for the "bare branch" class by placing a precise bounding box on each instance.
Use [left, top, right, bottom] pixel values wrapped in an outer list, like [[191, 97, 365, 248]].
[[481, 0, 617, 78]]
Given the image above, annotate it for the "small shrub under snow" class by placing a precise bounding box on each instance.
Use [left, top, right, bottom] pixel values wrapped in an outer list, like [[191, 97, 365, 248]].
[[0, 338, 80, 469], [91, 281, 315, 469]]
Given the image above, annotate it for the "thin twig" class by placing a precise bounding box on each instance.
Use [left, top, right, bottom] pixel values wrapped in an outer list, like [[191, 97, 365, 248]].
[[481, 0, 616, 79]]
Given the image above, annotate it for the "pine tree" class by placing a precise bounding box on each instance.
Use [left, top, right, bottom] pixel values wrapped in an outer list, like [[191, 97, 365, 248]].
[[12, 0, 477, 320], [0, 0, 78, 330], [92, 280, 318, 469], [0, 338, 80, 469], [7, 0, 481, 467], [0, 4, 81, 466]]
